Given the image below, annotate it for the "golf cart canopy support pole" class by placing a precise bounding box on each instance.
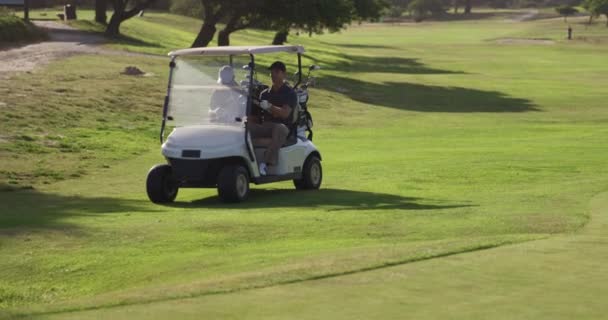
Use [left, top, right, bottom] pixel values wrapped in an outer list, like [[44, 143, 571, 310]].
[[160, 57, 176, 143], [295, 53, 303, 88], [244, 53, 256, 162]]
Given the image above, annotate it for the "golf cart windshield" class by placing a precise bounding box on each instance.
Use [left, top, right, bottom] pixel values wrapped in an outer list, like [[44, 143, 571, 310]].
[[166, 56, 251, 127]]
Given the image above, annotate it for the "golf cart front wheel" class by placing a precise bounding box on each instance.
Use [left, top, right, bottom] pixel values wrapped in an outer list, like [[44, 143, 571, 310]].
[[146, 164, 179, 204], [217, 165, 250, 203], [294, 156, 322, 190]]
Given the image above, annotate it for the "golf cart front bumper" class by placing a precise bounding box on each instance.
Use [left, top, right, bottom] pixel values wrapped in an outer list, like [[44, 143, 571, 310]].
[[166, 158, 221, 188]]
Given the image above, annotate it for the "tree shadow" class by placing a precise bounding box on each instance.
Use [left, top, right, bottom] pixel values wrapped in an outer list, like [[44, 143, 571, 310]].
[[322, 75, 539, 112], [303, 51, 463, 75], [318, 42, 400, 50], [333, 55, 464, 75], [0, 185, 154, 234], [37, 22, 162, 49], [167, 188, 473, 212], [110, 34, 164, 50]]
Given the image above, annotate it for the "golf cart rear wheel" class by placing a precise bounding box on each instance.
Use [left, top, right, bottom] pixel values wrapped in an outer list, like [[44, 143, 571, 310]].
[[146, 164, 178, 204], [294, 156, 322, 190], [217, 165, 250, 203]]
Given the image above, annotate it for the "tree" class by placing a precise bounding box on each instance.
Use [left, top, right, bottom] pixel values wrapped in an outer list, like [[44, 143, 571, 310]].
[[190, 0, 387, 48], [408, 0, 446, 21], [583, 0, 595, 22], [191, 1, 243, 47], [353, 0, 389, 20], [464, 0, 472, 14], [169, 0, 203, 18], [556, 5, 578, 22], [585, 0, 608, 26], [216, 0, 267, 46], [105, 0, 157, 36], [275, 0, 387, 44], [95, 0, 107, 24], [264, 0, 366, 45]]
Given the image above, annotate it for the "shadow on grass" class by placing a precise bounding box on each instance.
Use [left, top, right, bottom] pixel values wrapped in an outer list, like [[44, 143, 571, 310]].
[[303, 50, 463, 75], [110, 34, 163, 50], [0, 185, 470, 232], [299, 41, 536, 113], [335, 55, 463, 75], [0, 185, 153, 233], [322, 75, 539, 112], [319, 42, 400, 50], [36, 20, 162, 50], [168, 188, 472, 211]]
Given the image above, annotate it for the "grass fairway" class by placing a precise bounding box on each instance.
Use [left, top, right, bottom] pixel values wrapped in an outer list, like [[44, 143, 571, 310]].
[[1, 11, 608, 319]]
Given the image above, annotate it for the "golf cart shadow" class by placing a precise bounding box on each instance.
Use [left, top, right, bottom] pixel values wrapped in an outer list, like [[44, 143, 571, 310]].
[[170, 188, 472, 211]]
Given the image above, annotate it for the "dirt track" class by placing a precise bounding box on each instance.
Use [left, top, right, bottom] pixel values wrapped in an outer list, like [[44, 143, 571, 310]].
[[0, 21, 156, 78]]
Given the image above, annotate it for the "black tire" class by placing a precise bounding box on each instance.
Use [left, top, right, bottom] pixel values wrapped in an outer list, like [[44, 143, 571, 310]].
[[217, 165, 250, 203], [146, 164, 178, 204], [294, 156, 322, 190]]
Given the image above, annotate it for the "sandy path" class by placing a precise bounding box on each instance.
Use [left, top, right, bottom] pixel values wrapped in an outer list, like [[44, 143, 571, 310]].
[[0, 21, 158, 78]]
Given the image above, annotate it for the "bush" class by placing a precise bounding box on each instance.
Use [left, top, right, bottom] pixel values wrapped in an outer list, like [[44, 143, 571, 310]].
[[0, 8, 47, 45], [169, 0, 203, 18], [556, 5, 579, 18]]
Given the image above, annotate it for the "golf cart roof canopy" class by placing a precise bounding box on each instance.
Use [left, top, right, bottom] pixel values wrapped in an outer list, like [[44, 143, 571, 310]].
[[168, 45, 305, 57]]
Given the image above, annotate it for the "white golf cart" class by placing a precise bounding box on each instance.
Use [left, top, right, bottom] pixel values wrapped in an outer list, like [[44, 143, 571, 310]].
[[146, 45, 322, 203]]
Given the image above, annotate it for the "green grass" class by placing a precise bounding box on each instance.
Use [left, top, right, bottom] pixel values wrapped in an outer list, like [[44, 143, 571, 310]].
[[40, 191, 608, 320], [0, 8, 46, 46], [1, 10, 608, 319], [0, 55, 166, 188]]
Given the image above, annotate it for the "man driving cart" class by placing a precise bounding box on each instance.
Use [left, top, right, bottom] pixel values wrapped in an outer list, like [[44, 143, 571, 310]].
[[248, 61, 298, 175]]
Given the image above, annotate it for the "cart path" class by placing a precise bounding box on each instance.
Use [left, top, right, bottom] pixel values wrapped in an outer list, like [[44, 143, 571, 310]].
[[0, 21, 159, 78]]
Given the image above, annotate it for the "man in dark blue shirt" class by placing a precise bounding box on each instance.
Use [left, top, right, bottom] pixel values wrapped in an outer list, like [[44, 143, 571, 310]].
[[248, 61, 297, 175]]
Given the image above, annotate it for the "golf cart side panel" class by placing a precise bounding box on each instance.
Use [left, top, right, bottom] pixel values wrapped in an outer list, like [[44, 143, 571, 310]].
[[255, 139, 319, 176]]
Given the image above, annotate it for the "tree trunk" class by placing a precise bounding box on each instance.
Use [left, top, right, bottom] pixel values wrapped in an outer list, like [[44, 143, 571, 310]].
[[105, 0, 155, 36], [217, 29, 230, 46], [272, 30, 288, 45], [105, 0, 124, 36], [464, 0, 472, 14], [95, 0, 107, 24], [105, 13, 123, 36], [192, 22, 216, 47]]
